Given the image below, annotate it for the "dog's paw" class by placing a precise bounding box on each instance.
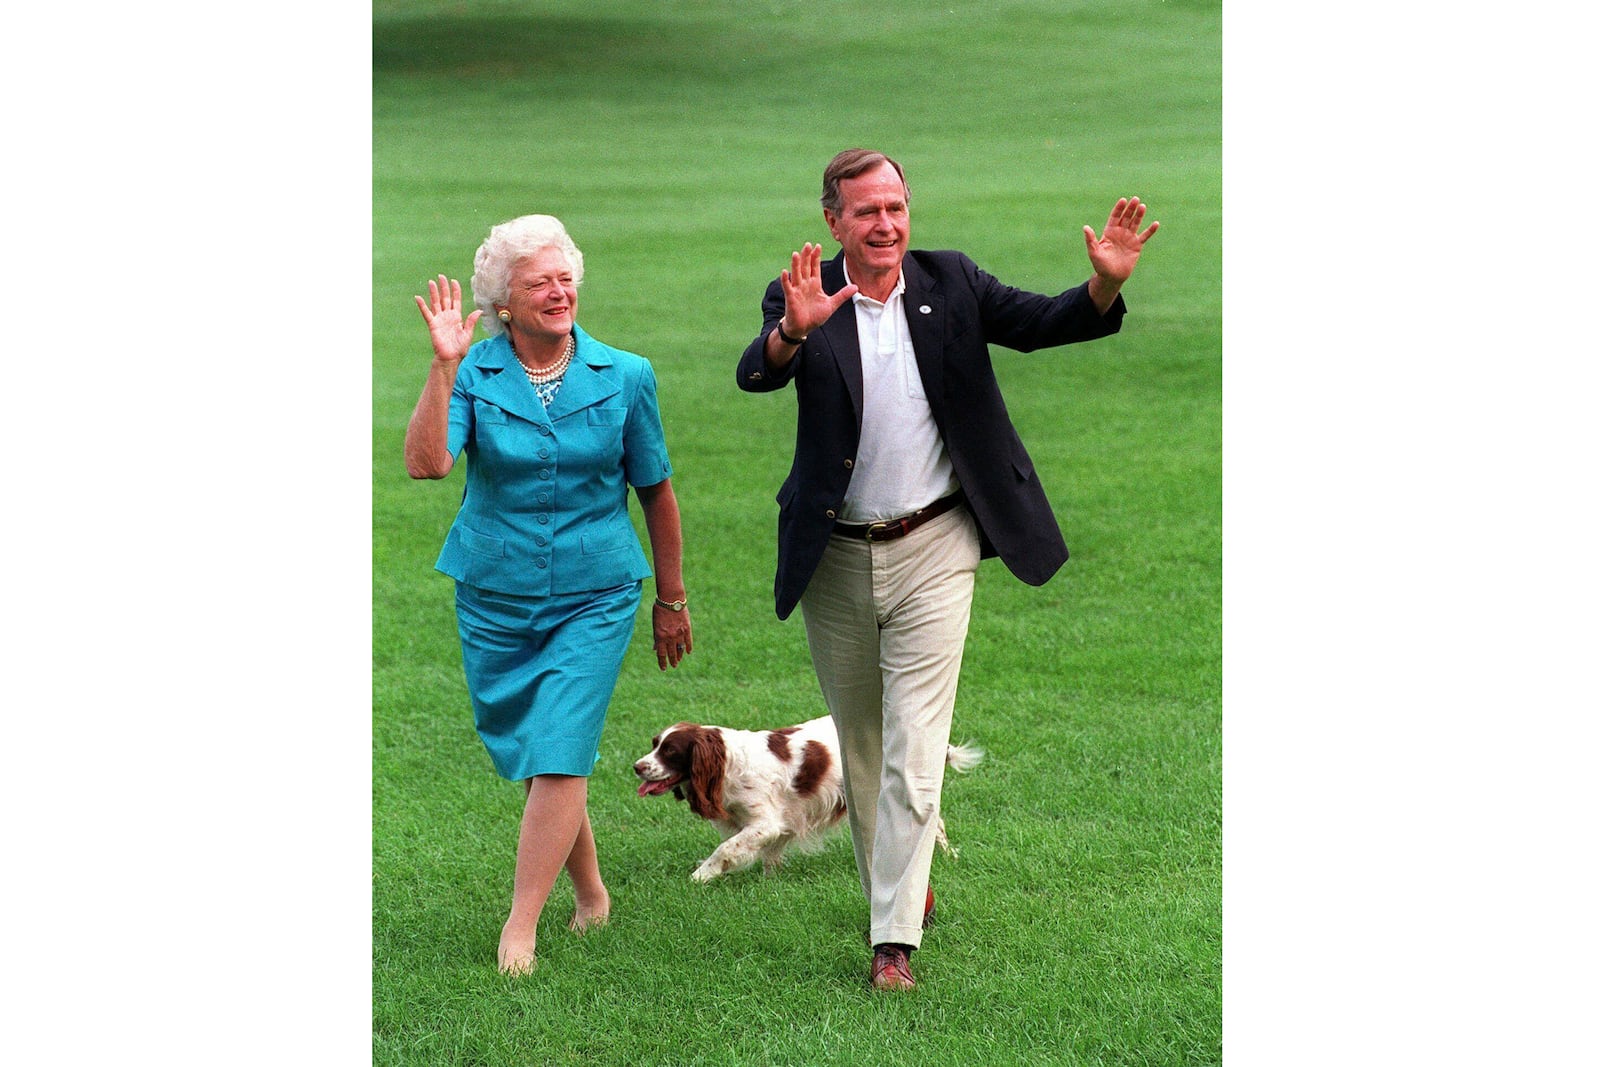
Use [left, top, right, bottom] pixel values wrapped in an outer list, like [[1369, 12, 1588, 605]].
[[690, 862, 721, 883]]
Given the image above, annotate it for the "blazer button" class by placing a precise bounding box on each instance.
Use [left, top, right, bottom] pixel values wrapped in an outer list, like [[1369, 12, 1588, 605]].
[[843, 459, 854, 469], [535, 558, 548, 569], [825, 509, 836, 519]]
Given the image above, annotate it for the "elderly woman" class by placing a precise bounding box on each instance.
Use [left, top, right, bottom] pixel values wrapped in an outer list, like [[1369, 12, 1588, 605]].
[[404, 214, 692, 975]]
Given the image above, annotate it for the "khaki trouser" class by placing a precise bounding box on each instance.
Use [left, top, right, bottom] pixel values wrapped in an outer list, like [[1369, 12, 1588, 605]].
[[800, 504, 981, 948]]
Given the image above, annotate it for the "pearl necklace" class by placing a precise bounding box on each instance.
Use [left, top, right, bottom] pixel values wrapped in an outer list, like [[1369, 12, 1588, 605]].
[[516, 333, 575, 385]]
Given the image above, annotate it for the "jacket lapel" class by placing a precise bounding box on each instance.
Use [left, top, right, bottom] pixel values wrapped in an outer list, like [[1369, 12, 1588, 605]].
[[544, 325, 620, 423], [819, 254, 864, 427], [901, 254, 946, 400], [466, 334, 551, 427]]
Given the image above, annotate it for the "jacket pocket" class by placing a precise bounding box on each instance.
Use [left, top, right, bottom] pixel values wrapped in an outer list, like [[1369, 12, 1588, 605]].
[[458, 525, 505, 558], [587, 406, 626, 426], [582, 530, 630, 555]]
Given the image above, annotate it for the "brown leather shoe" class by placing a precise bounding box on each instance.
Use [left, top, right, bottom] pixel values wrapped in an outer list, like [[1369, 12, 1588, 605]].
[[870, 944, 916, 990]]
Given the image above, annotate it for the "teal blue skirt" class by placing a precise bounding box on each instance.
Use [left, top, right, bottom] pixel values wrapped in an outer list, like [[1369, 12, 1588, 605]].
[[454, 579, 642, 780]]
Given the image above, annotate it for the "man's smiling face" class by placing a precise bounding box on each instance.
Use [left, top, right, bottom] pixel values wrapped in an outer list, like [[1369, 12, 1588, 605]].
[[824, 160, 910, 285]]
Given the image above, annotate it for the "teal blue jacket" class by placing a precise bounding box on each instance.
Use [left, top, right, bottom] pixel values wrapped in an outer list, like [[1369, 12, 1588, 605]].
[[435, 324, 673, 596]]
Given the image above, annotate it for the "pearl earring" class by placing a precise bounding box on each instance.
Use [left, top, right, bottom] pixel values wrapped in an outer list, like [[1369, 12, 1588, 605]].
[[497, 309, 511, 323]]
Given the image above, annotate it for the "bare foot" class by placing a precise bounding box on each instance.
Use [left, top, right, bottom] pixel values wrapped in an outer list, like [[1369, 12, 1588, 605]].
[[498, 921, 537, 976], [569, 888, 611, 933]]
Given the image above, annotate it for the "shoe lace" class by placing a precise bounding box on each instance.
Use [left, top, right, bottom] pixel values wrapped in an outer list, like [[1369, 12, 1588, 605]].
[[874, 946, 909, 971]]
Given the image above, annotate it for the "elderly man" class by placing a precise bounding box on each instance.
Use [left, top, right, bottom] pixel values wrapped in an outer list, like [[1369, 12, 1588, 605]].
[[736, 148, 1157, 990]]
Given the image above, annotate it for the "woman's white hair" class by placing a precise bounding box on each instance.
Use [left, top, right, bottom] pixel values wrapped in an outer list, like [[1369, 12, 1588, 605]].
[[469, 214, 585, 336]]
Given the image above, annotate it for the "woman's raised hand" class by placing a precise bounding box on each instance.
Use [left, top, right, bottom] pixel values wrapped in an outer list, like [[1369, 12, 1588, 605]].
[[414, 275, 483, 364]]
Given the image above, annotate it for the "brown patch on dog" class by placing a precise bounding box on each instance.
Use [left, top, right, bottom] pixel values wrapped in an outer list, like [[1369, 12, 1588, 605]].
[[767, 726, 799, 762], [793, 739, 832, 797]]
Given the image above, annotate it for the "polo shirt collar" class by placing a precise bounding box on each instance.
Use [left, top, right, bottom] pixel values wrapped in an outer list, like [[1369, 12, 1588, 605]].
[[842, 260, 905, 307]]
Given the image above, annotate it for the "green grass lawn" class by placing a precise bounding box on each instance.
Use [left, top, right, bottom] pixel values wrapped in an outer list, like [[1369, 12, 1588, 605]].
[[374, 1, 1220, 1062]]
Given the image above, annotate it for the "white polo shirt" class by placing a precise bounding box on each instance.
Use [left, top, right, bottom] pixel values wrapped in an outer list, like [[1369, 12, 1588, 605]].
[[838, 262, 961, 523]]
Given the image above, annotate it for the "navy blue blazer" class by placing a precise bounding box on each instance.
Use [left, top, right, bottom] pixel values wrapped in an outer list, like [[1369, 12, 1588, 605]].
[[736, 249, 1125, 620]]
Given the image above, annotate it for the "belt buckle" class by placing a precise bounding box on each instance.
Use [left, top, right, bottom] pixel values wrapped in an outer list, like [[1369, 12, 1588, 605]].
[[865, 520, 897, 542]]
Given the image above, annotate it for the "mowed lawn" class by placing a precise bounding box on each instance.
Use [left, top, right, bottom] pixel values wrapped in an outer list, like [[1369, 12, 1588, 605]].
[[374, 1, 1220, 1063]]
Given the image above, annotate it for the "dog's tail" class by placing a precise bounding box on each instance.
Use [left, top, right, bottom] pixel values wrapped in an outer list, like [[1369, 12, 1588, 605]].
[[935, 742, 983, 861], [944, 742, 984, 774]]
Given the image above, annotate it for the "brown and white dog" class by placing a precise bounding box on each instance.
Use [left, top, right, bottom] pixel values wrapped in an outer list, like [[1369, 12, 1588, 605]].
[[633, 715, 983, 883]]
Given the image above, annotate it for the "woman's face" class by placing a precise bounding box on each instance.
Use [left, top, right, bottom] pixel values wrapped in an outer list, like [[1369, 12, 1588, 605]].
[[499, 246, 578, 343]]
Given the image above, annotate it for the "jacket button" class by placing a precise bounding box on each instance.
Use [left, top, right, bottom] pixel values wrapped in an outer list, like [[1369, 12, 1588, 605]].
[[843, 459, 854, 469], [825, 509, 836, 519], [535, 558, 548, 569]]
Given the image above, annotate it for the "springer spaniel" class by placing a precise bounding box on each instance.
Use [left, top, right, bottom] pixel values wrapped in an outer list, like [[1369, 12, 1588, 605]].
[[633, 715, 983, 883]]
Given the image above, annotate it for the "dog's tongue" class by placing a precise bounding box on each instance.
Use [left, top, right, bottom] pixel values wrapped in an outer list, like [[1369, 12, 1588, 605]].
[[637, 779, 676, 797]]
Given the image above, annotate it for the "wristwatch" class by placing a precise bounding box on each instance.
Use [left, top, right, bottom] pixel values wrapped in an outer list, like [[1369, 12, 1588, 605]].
[[655, 596, 688, 612]]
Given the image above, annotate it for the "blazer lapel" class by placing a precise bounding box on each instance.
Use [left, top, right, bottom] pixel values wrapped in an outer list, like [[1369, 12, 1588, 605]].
[[900, 254, 946, 400], [466, 334, 552, 427], [819, 254, 864, 427], [544, 325, 620, 423]]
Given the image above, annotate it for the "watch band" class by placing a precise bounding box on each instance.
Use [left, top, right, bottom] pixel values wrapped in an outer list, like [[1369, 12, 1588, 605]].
[[655, 596, 688, 612]]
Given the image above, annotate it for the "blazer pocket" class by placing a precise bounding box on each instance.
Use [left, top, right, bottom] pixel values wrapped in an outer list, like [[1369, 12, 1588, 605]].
[[945, 311, 973, 344], [459, 526, 506, 558], [475, 401, 508, 425], [581, 530, 629, 555], [587, 407, 627, 426]]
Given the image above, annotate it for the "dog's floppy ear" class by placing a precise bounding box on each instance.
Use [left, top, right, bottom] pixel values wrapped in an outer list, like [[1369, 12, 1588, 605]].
[[683, 726, 728, 821]]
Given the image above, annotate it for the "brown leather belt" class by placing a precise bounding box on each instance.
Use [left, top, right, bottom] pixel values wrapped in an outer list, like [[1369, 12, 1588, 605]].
[[833, 491, 965, 543]]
